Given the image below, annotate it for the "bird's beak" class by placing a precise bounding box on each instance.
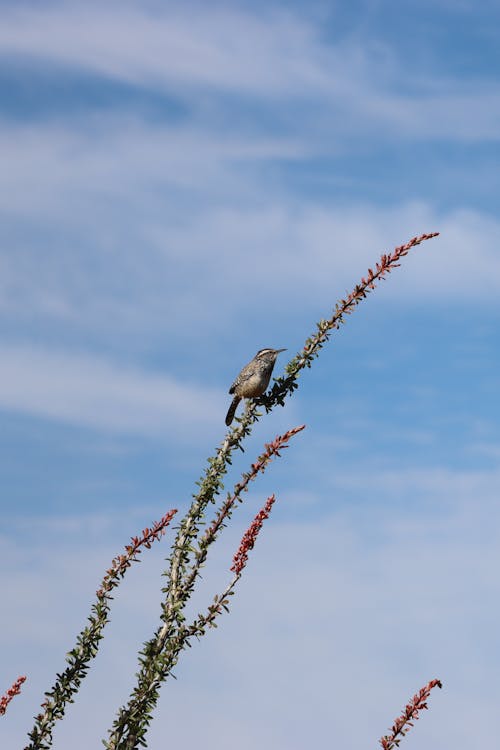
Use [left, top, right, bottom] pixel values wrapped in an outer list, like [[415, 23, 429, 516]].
[[276, 348, 287, 353]]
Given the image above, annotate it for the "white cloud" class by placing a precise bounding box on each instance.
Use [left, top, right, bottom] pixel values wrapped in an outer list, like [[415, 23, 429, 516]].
[[0, 6, 498, 355], [0, 2, 499, 141], [116, 200, 500, 304], [2, 153, 499, 353], [0, 345, 223, 435], [0, 3, 335, 96], [0, 121, 306, 218]]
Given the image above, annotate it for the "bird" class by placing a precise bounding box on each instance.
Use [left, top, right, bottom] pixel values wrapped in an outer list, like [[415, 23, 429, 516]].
[[225, 348, 286, 426]]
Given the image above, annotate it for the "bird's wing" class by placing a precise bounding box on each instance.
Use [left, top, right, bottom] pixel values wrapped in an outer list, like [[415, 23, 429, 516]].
[[229, 367, 254, 394]]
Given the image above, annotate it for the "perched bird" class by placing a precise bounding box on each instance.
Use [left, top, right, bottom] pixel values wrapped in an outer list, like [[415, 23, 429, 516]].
[[225, 348, 286, 426]]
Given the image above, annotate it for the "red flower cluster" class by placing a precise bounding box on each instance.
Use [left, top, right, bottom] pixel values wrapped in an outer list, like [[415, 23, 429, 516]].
[[380, 678, 442, 749], [339, 234, 439, 314], [231, 494, 276, 575], [0, 675, 26, 716], [294, 233, 439, 373], [97, 508, 177, 598]]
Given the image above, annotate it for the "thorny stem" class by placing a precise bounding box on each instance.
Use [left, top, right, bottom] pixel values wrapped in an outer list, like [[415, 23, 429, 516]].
[[166, 233, 440, 624], [159, 407, 257, 632], [106, 572, 242, 750], [25, 510, 177, 750], [174, 427, 305, 622], [164, 234, 440, 629], [106, 232, 439, 749], [105, 430, 304, 750], [107, 493, 280, 750]]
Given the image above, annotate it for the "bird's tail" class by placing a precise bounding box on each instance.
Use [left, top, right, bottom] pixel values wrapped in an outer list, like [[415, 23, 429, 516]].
[[225, 396, 241, 426]]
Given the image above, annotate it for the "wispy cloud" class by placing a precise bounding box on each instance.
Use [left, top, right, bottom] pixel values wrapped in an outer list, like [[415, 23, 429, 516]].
[[0, 3, 335, 96], [0, 345, 223, 435], [1, 3, 499, 365], [2, 182, 499, 347], [1, 2, 499, 141], [0, 120, 306, 217]]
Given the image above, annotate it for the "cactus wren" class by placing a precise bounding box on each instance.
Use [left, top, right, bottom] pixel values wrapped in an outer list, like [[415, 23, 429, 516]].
[[225, 348, 286, 426]]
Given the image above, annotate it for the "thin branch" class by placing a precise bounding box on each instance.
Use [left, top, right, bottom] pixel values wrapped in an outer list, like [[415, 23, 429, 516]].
[[379, 678, 442, 749], [262, 233, 440, 409], [106, 494, 281, 750], [105, 429, 306, 750], [165, 426, 305, 628], [25, 509, 177, 750]]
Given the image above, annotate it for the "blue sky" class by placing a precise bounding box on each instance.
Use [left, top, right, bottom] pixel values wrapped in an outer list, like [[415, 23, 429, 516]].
[[1, 1, 500, 747]]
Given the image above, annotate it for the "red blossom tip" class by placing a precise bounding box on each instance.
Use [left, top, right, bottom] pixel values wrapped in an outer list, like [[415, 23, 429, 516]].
[[0, 675, 27, 716], [379, 678, 442, 750], [231, 494, 277, 575], [97, 508, 177, 598]]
